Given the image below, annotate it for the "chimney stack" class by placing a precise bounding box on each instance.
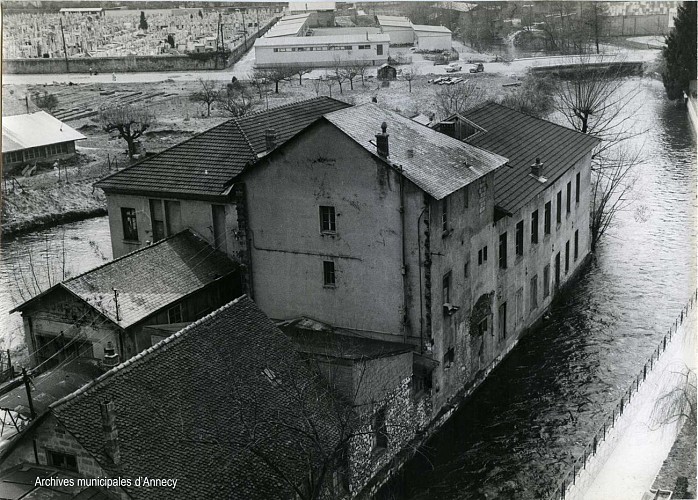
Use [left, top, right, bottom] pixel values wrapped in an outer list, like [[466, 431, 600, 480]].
[[100, 400, 121, 465], [103, 341, 120, 369], [265, 128, 277, 152], [531, 157, 544, 177], [376, 122, 389, 158]]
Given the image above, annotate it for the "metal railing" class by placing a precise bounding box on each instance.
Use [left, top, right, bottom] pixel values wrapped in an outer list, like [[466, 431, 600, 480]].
[[547, 289, 698, 500]]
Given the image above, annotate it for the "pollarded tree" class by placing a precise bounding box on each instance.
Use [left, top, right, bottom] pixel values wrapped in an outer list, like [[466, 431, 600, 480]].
[[662, 1, 697, 100], [99, 104, 153, 159]]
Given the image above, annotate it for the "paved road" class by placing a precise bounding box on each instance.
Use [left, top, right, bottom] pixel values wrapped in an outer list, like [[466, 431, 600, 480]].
[[2, 47, 658, 86]]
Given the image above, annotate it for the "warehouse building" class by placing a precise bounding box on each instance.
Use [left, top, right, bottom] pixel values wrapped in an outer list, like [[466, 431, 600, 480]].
[[264, 13, 311, 38], [376, 14, 414, 45], [254, 32, 390, 67], [414, 24, 452, 51]]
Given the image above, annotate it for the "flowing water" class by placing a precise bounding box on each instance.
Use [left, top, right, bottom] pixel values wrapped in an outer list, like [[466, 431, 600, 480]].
[[0, 76, 694, 498], [0, 217, 112, 357], [380, 78, 697, 499]]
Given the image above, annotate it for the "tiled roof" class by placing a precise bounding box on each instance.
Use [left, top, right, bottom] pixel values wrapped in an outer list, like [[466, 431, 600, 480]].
[[12, 230, 237, 329], [279, 317, 414, 360], [323, 104, 509, 200], [2, 111, 86, 153], [50, 297, 343, 500], [95, 97, 351, 199], [462, 103, 601, 214]]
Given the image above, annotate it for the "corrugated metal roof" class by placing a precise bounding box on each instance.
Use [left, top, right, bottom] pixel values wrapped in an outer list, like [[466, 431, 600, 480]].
[[324, 104, 508, 200], [462, 103, 601, 213], [2, 111, 86, 153], [256, 33, 390, 46], [413, 24, 452, 33], [377, 15, 414, 28], [95, 97, 351, 198]]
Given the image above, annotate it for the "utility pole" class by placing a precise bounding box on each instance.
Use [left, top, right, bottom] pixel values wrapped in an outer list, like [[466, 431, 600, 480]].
[[59, 17, 70, 73]]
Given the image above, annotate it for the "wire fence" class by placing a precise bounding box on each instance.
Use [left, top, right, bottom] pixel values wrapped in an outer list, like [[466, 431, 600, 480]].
[[547, 289, 698, 500]]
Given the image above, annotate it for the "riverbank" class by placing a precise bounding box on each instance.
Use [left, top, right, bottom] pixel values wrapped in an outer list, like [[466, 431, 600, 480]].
[[1, 178, 106, 238]]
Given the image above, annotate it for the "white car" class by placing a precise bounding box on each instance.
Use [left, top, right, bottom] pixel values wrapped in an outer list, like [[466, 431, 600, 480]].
[[445, 63, 462, 73]]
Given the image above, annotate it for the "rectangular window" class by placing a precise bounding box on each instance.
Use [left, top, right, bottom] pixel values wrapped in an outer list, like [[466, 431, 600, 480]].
[[323, 261, 336, 287], [320, 206, 336, 233], [478, 249, 483, 265], [376, 44, 383, 55], [121, 207, 138, 241], [150, 199, 166, 242], [544, 202, 551, 234], [498, 302, 507, 340], [463, 185, 469, 208], [168, 304, 183, 324], [556, 191, 562, 224], [373, 408, 388, 451], [565, 240, 570, 273], [441, 198, 448, 233], [483, 246, 488, 262], [515, 220, 524, 256], [544, 264, 550, 297], [530, 275, 538, 311], [443, 347, 455, 368], [574, 230, 579, 260], [442, 272, 451, 305], [531, 210, 539, 244], [499, 232, 507, 269], [515, 287, 524, 327], [47, 450, 78, 472], [576, 172, 581, 203], [566, 182, 572, 213]]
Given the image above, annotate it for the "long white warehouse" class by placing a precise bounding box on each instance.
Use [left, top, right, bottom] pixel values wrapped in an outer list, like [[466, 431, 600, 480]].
[[414, 24, 452, 51], [254, 33, 390, 68]]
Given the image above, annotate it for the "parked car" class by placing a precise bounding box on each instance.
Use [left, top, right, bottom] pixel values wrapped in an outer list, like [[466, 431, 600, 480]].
[[445, 63, 462, 73], [469, 63, 485, 73]]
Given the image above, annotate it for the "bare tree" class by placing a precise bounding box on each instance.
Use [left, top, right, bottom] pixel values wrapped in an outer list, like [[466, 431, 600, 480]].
[[650, 365, 697, 430], [218, 82, 254, 117], [310, 77, 323, 97], [255, 67, 294, 94], [551, 55, 645, 249], [189, 79, 219, 117], [341, 65, 359, 91], [333, 56, 347, 94], [99, 104, 153, 159], [249, 71, 268, 99], [434, 79, 486, 118], [402, 66, 419, 93], [323, 73, 337, 98], [290, 65, 313, 86], [354, 62, 370, 87]]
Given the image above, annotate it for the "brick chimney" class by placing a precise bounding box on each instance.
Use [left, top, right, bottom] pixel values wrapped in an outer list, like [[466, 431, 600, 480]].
[[103, 341, 120, 369], [531, 157, 544, 177], [376, 122, 389, 158], [100, 400, 121, 465], [265, 128, 277, 152]]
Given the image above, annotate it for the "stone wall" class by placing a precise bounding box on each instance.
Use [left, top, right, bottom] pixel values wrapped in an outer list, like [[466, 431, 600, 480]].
[[2, 18, 276, 75]]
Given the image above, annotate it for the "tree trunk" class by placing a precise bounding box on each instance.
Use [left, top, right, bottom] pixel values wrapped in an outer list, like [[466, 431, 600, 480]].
[[275, 80, 279, 93], [125, 136, 135, 158]]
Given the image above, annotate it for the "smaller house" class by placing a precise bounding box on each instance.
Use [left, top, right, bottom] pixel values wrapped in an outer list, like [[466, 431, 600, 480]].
[[11, 229, 240, 371], [2, 111, 86, 169], [377, 63, 397, 80], [376, 15, 414, 45], [0, 297, 346, 500]]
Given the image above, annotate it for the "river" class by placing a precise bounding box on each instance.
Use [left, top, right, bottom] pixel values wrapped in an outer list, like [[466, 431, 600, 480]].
[[0, 217, 112, 359], [0, 76, 694, 498], [379, 78, 697, 499]]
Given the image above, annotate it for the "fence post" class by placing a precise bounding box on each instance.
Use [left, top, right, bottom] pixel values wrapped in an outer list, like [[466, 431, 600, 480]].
[[663, 336, 666, 351], [643, 364, 647, 380], [593, 436, 597, 454], [620, 397, 624, 415]]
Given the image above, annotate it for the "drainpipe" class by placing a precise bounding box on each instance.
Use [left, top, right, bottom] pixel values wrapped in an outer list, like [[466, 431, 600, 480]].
[[398, 165, 408, 343], [417, 205, 427, 353]]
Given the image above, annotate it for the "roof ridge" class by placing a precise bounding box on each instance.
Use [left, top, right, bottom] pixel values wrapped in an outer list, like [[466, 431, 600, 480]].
[[231, 116, 256, 156], [63, 228, 195, 286], [238, 95, 349, 121], [50, 295, 250, 412], [94, 118, 236, 186]]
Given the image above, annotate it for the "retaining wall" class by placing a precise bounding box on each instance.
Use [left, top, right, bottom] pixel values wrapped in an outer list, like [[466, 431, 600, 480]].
[[548, 292, 698, 500]]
